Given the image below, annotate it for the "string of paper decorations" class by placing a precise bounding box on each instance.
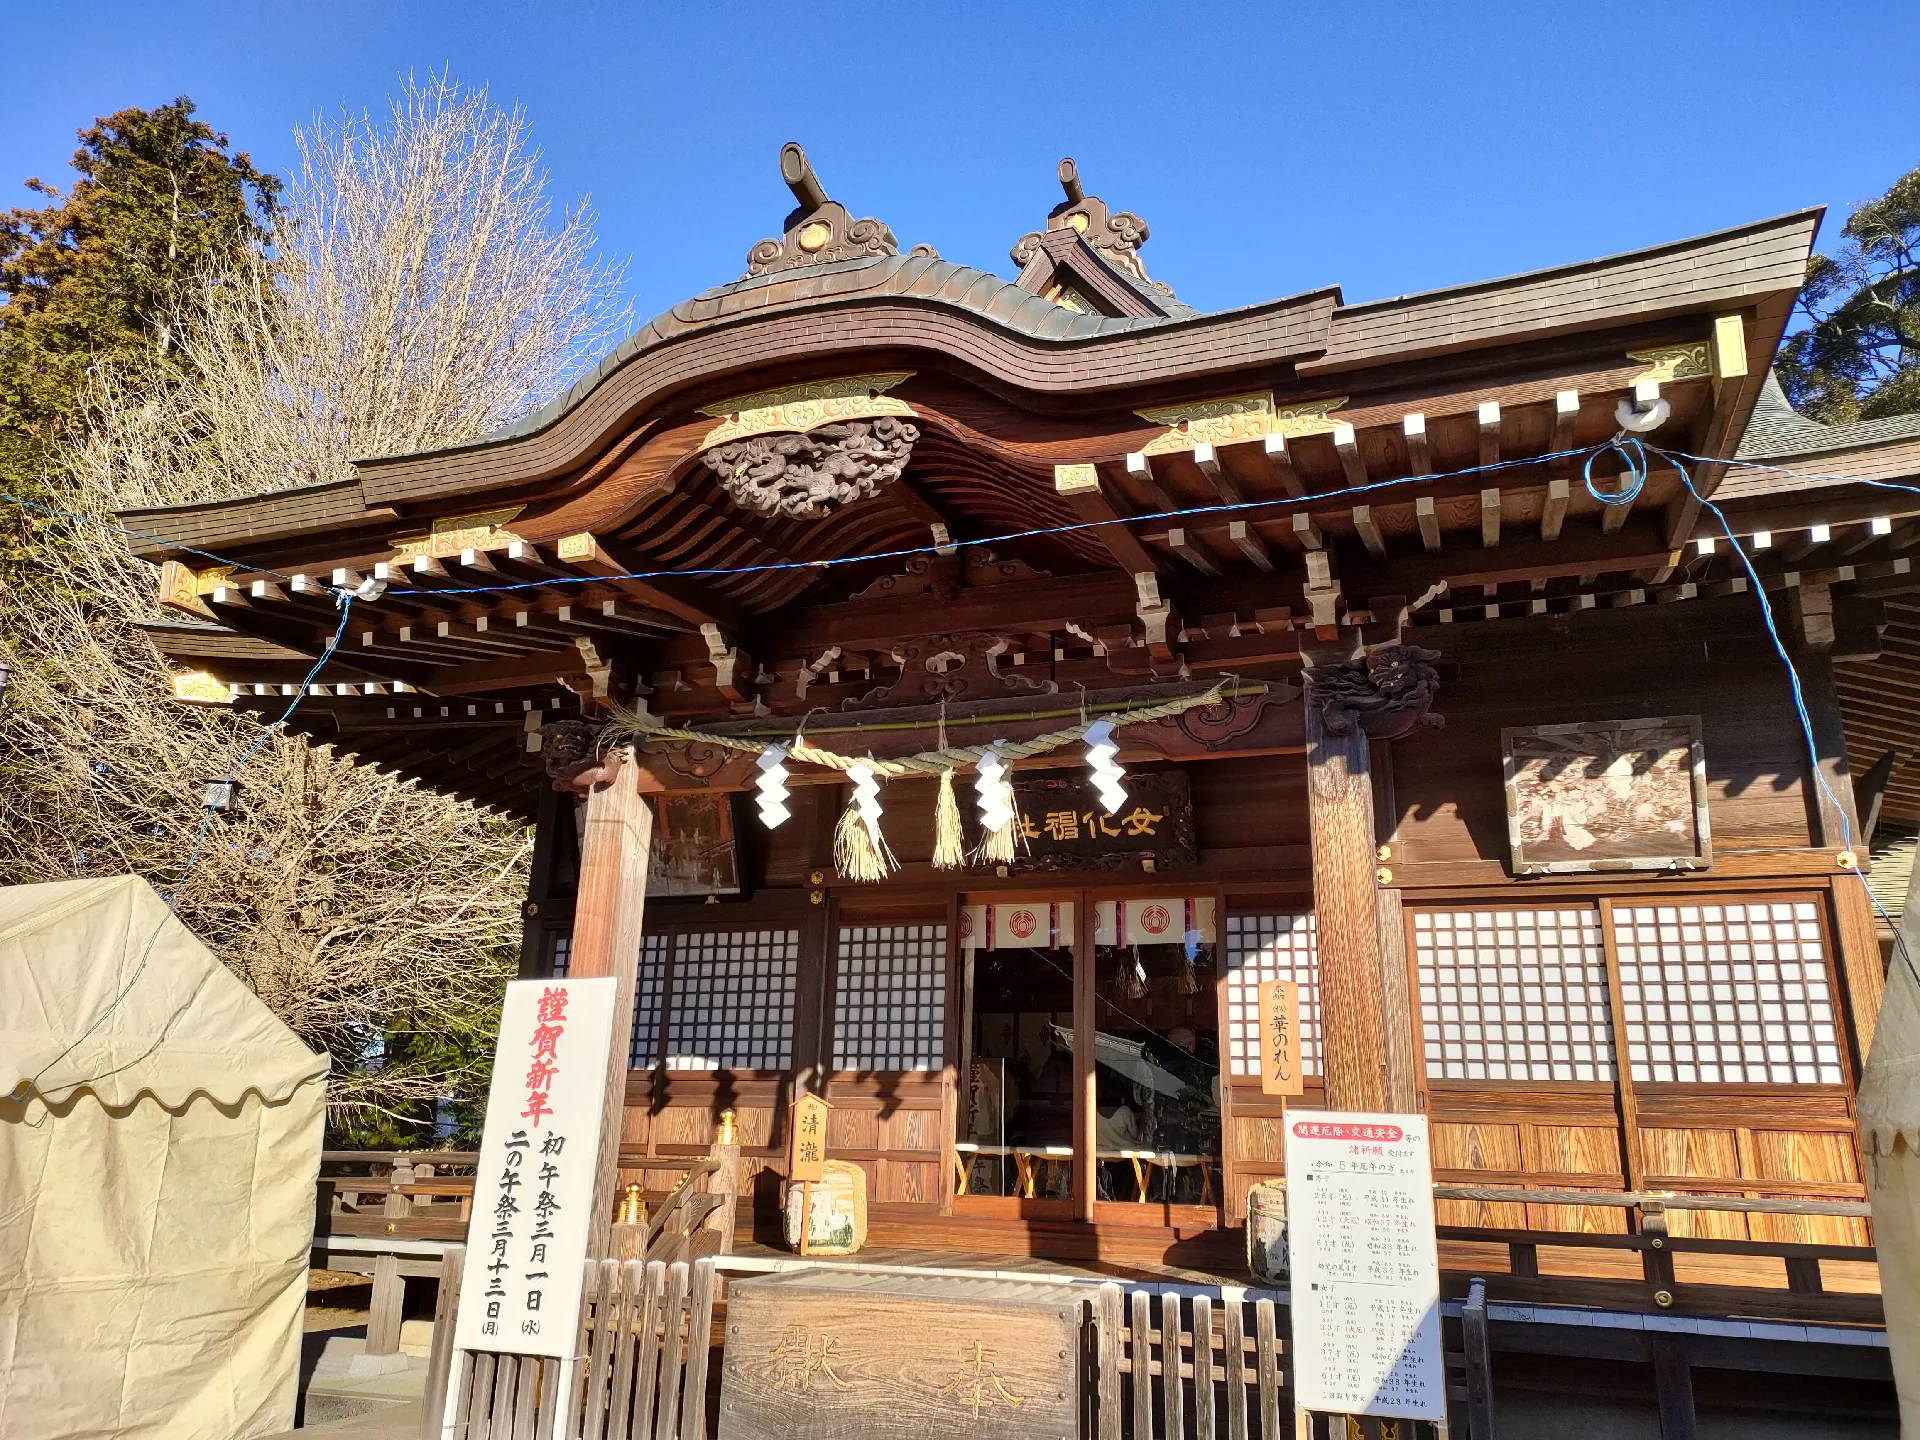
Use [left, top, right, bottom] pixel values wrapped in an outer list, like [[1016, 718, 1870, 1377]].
[[604, 682, 1245, 882]]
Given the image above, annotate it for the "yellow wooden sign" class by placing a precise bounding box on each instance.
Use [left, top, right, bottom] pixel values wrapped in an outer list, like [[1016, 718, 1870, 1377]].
[[1257, 980, 1304, 1097], [789, 1092, 831, 1183]]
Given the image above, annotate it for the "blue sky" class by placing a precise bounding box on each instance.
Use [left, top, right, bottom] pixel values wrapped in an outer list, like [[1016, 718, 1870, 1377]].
[[3, 1, 1915, 334]]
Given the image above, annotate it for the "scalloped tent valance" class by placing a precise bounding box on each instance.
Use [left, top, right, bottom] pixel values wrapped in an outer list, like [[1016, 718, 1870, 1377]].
[[0, 874, 327, 1109]]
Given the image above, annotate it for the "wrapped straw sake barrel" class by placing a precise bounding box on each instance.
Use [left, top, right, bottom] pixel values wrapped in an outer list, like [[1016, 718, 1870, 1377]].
[[783, 1159, 868, 1255], [1245, 1179, 1288, 1284]]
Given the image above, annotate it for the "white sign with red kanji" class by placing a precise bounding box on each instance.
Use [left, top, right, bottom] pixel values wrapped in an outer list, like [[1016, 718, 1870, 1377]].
[[1286, 1112, 1445, 1420], [453, 976, 617, 1357]]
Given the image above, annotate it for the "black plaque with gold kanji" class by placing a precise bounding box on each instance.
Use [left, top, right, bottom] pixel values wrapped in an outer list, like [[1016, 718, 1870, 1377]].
[[1003, 769, 1195, 871]]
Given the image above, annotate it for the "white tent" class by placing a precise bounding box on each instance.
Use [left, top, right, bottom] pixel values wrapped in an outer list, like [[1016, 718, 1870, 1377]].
[[0, 875, 328, 1440], [1861, 845, 1920, 1436]]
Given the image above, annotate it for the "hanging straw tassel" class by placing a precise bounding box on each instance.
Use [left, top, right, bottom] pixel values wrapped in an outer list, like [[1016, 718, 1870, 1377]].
[[978, 809, 1017, 865], [833, 802, 896, 882], [931, 768, 967, 870], [972, 747, 1019, 865], [833, 763, 898, 882]]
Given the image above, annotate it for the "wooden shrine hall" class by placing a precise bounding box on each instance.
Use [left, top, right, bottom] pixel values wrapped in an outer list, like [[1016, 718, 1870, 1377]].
[[126, 147, 1920, 1435]]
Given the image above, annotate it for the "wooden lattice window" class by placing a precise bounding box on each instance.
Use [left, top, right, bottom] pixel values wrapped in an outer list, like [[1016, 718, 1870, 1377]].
[[1611, 901, 1843, 1084], [1413, 907, 1615, 1082], [1224, 913, 1321, 1077], [662, 928, 800, 1072], [629, 935, 668, 1069], [832, 924, 948, 1072], [552, 934, 669, 1069]]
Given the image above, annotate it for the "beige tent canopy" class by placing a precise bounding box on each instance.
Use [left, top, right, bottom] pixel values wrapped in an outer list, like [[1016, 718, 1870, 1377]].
[[0, 875, 328, 1440], [1861, 847, 1920, 1437]]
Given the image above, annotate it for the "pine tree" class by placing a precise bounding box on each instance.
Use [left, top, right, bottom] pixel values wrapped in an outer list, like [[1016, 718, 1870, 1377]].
[[0, 98, 279, 523], [1779, 163, 1920, 424]]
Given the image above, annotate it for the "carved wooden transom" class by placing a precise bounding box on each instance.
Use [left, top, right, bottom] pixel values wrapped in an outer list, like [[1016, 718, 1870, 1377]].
[[701, 417, 920, 520]]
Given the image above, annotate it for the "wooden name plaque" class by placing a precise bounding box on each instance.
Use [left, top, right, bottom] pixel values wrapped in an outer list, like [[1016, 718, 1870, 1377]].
[[717, 1271, 1080, 1440]]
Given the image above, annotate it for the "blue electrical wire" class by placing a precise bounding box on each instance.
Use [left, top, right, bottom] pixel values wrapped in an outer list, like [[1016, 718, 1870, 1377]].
[[1657, 445, 1920, 997], [8, 445, 1596, 600], [1583, 435, 1649, 508], [11, 444, 1920, 603]]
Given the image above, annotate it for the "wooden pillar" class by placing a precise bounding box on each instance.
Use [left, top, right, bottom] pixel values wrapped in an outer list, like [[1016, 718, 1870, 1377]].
[[1794, 642, 1862, 852], [1833, 876, 1887, 1073], [517, 787, 573, 977], [1305, 645, 1390, 1114], [1461, 1275, 1497, 1440], [705, 1119, 742, 1254], [366, 1253, 404, 1356], [1073, 892, 1097, 1221], [1370, 741, 1419, 1112], [1651, 1334, 1698, 1440], [564, 750, 654, 1264], [1791, 644, 1886, 1066]]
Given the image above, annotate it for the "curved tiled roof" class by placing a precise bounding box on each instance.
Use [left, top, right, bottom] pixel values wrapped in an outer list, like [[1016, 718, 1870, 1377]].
[[355, 253, 1187, 465], [1739, 371, 1920, 460]]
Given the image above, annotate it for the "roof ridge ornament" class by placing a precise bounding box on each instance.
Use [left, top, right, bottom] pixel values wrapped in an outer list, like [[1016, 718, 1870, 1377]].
[[743, 143, 919, 278], [1010, 157, 1170, 297]]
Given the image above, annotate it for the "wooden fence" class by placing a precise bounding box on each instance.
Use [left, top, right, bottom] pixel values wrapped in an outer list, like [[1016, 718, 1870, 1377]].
[[1090, 1284, 1292, 1440], [421, 1249, 719, 1440]]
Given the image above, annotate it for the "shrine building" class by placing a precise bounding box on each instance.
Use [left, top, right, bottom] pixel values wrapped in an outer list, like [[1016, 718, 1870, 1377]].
[[126, 145, 1920, 1435]]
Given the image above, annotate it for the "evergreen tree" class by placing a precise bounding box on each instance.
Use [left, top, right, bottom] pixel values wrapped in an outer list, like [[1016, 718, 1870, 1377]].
[[0, 98, 279, 522], [1780, 162, 1920, 424]]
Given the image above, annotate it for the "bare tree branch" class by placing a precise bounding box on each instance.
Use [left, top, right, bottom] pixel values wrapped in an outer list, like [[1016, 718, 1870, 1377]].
[[1, 74, 628, 1124]]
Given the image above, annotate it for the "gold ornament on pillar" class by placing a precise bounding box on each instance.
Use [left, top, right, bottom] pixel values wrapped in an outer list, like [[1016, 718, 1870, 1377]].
[[617, 1182, 647, 1228]]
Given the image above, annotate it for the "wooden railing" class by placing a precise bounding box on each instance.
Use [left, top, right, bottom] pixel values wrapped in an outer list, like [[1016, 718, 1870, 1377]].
[[319, 1151, 479, 1238], [641, 1159, 725, 1264], [1431, 1183, 1879, 1324]]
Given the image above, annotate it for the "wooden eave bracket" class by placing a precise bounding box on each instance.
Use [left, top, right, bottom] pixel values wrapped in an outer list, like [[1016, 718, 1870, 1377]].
[[1666, 310, 1758, 546], [1053, 464, 1163, 577], [1304, 550, 1344, 638], [701, 622, 758, 709], [552, 531, 745, 633], [1133, 570, 1177, 663]]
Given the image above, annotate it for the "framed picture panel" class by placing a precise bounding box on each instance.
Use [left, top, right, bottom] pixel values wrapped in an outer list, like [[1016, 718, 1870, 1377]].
[[1501, 715, 1711, 875]]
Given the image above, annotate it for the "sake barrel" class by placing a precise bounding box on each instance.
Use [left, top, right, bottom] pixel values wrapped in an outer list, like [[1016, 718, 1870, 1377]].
[[783, 1159, 868, 1255], [1245, 1179, 1288, 1284]]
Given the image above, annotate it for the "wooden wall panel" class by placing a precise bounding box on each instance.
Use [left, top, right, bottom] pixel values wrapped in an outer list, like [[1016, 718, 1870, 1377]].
[[621, 1105, 650, 1147], [1432, 1122, 1526, 1228], [1391, 615, 1818, 866], [1190, 755, 1312, 852], [885, 1108, 939, 1152], [653, 1104, 714, 1149], [1748, 1130, 1868, 1245], [879, 1160, 937, 1204], [1433, 1121, 1524, 1171], [1525, 1124, 1628, 1233], [1230, 1111, 1288, 1167], [1529, 1125, 1623, 1176], [828, 1106, 880, 1153], [1638, 1119, 1867, 1243], [1641, 1126, 1742, 1180]]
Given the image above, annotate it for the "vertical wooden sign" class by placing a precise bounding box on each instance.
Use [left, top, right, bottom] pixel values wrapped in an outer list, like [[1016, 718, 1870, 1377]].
[[1258, 980, 1305, 1097], [789, 1092, 831, 1182], [789, 1091, 831, 1257]]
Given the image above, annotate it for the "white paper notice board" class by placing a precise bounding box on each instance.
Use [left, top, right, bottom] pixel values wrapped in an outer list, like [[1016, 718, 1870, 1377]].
[[1285, 1112, 1446, 1420], [453, 976, 617, 1357]]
